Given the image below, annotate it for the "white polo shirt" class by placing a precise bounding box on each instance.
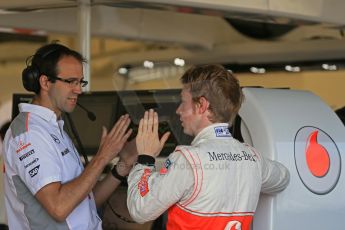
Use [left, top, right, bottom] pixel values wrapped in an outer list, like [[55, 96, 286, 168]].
[[3, 103, 102, 230]]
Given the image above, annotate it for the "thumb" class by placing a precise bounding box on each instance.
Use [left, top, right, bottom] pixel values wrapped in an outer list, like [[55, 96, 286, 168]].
[[159, 132, 171, 149], [100, 126, 107, 145]]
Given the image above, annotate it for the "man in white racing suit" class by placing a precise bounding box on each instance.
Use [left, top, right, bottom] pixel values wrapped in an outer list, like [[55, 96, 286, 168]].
[[127, 64, 290, 230]]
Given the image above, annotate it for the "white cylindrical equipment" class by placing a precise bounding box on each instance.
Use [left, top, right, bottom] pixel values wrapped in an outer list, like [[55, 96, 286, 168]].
[[239, 88, 345, 230]]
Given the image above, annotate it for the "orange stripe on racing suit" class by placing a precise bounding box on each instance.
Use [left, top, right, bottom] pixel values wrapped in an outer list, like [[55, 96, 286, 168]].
[[167, 204, 253, 230]]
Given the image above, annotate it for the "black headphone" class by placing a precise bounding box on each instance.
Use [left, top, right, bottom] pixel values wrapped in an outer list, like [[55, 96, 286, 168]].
[[22, 44, 65, 94]]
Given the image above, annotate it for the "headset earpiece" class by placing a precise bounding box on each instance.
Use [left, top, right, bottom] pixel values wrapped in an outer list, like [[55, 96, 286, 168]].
[[22, 44, 62, 94], [22, 63, 41, 94]]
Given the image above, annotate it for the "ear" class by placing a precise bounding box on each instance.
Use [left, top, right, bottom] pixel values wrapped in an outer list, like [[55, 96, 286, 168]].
[[197, 96, 210, 114], [38, 74, 50, 91]]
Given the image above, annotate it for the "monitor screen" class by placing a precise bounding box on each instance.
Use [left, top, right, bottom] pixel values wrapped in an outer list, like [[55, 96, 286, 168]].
[[63, 92, 121, 157]]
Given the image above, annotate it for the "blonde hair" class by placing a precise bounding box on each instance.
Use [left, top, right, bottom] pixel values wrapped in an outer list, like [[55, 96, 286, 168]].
[[180, 64, 244, 124]]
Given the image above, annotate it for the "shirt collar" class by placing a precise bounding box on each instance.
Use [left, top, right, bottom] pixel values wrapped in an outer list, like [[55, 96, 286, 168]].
[[191, 123, 232, 146], [19, 103, 58, 123]]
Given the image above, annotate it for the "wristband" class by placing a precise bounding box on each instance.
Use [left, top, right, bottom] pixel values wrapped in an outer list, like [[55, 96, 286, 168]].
[[111, 164, 127, 183], [137, 155, 155, 166]]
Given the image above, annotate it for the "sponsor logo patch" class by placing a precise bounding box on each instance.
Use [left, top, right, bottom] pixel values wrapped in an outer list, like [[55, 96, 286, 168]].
[[19, 149, 35, 161], [214, 126, 231, 137], [61, 148, 70, 156], [295, 126, 341, 195], [16, 141, 31, 153], [208, 151, 256, 162], [24, 158, 39, 169], [138, 168, 151, 197], [160, 158, 172, 175], [29, 165, 40, 178]]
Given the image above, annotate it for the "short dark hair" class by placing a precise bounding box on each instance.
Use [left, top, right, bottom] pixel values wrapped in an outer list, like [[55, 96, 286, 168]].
[[180, 64, 244, 124], [32, 43, 86, 81]]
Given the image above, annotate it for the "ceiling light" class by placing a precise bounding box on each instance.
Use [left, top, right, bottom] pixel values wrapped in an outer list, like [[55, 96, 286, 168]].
[[322, 64, 337, 71], [250, 67, 266, 74], [174, 58, 185, 67], [118, 67, 129, 75], [143, 60, 154, 69], [285, 65, 301, 72]]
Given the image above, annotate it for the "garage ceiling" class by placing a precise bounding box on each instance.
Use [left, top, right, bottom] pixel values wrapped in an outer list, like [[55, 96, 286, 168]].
[[0, 0, 344, 66]]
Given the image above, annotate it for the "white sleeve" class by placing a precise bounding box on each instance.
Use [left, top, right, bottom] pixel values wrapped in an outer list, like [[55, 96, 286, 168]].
[[127, 152, 194, 224], [260, 156, 290, 194], [12, 128, 62, 195]]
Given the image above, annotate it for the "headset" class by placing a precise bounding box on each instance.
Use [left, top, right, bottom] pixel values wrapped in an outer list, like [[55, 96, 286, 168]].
[[22, 43, 68, 94]]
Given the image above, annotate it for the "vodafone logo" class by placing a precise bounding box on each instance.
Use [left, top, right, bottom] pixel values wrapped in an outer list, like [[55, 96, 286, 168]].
[[294, 126, 341, 195], [305, 131, 330, 177]]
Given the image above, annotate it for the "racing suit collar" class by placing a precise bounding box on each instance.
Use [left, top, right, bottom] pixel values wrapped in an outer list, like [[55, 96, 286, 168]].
[[191, 123, 232, 146]]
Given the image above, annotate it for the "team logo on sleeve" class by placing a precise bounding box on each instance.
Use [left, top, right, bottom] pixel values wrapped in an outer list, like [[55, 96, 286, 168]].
[[19, 149, 35, 161], [160, 159, 172, 175], [138, 168, 151, 197], [214, 126, 231, 137], [24, 158, 39, 169], [16, 141, 31, 153]]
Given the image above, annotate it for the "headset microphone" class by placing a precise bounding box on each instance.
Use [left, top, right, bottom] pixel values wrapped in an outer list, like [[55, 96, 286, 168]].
[[77, 102, 96, 121]]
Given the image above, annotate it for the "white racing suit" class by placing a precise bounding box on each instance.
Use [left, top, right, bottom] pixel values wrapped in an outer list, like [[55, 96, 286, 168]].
[[127, 123, 290, 230]]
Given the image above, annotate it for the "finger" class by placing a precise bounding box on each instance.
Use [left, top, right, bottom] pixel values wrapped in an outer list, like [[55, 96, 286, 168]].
[[119, 115, 130, 132], [148, 109, 154, 132], [111, 114, 130, 138], [143, 110, 149, 132], [152, 111, 159, 134], [116, 116, 131, 137], [99, 126, 107, 146], [137, 118, 144, 136], [109, 115, 125, 136], [122, 129, 133, 142], [118, 130, 133, 155]]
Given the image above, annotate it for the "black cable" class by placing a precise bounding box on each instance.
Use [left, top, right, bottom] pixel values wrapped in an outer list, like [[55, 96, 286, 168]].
[[77, 102, 96, 121], [65, 113, 89, 165]]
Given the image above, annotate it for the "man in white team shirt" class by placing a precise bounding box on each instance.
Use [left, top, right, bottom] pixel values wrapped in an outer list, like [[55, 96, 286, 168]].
[[3, 43, 136, 229], [127, 64, 290, 230]]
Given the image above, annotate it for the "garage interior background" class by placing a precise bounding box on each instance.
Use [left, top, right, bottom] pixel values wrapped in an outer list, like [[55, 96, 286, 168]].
[[1, 1, 345, 125], [1, 1, 345, 229]]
